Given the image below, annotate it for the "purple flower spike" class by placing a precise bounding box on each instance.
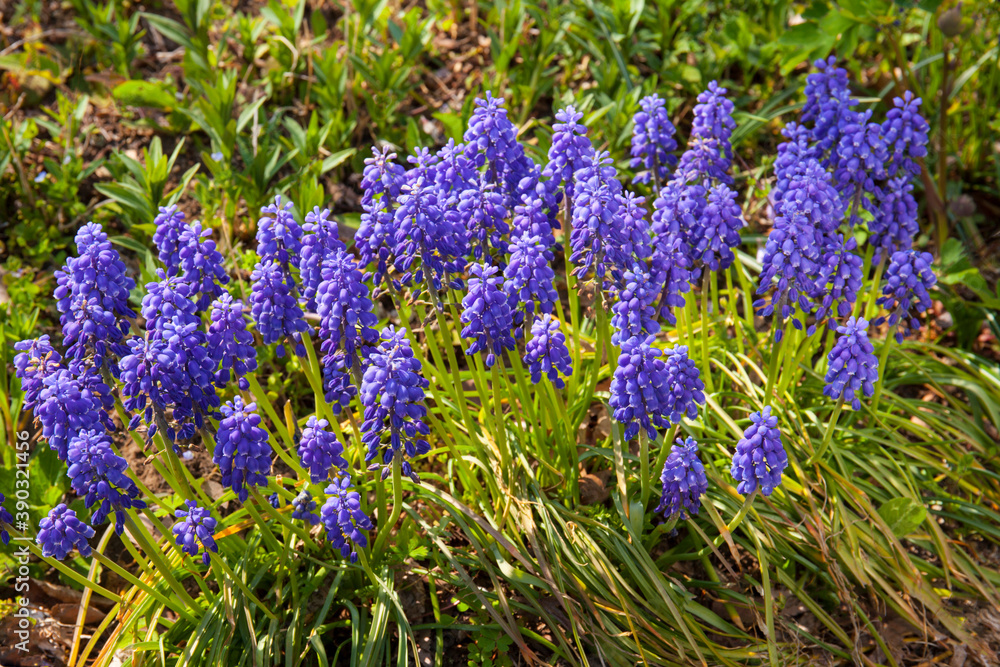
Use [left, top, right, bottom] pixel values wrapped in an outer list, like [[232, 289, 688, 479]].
[[14, 335, 63, 412], [54, 222, 136, 373], [172, 500, 218, 565], [813, 235, 863, 328], [543, 105, 594, 204], [611, 264, 663, 348], [871, 177, 919, 258], [291, 490, 320, 525], [875, 250, 936, 342], [300, 207, 346, 310], [881, 91, 929, 179], [0, 493, 14, 546], [650, 232, 694, 325], [801, 56, 854, 152], [316, 248, 379, 378], [152, 205, 187, 274], [463, 92, 534, 207], [824, 317, 879, 410], [630, 93, 678, 186], [298, 416, 349, 484], [461, 263, 516, 368], [357, 147, 406, 285], [36, 369, 110, 461], [257, 195, 303, 268], [250, 259, 308, 357], [37, 504, 95, 560], [661, 346, 705, 423], [504, 232, 559, 330], [67, 429, 146, 534], [177, 221, 229, 311], [731, 406, 787, 496], [359, 327, 430, 482], [392, 182, 467, 298], [208, 294, 258, 391], [214, 396, 272, 503], [321, 475, 373, 563], [454, 179, 509, 260], [524, 315, 573, 388], [694, 184, 743, 272], [610, 336, 674, 441], [655, 437, 708, 519]]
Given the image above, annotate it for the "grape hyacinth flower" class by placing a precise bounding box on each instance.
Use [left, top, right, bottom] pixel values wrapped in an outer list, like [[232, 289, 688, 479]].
[[13, 335, 63, 412], [524, 315, 573, 388], [661, 346, 705, 424], [316, 248, 380, 380], [801, 56, 854, 153], [454, 179, 509, 260], [814, 235, 863, 327], [731, 406, 787, 496], [461, 263, 517, 367], [824, 317, 879, 410], [54, 222, 136, 373], [300, 207, 346, 310], [357, 148, 406, 285], [833, 109, 888, 213], [392, 181, 466, 299], [651, 232, 694, 324], [655, 437, 708, 519], [214, 397, 272, 502], [67, 429, 145, 533], [651, 177, 706, 254], [433, 139, 477, 198], [881, 91, 929, 179], [542, 105, 594, 205], [208, 294, 258, 391], [172, 500, 218, 565], [630, 93, 678, 187], [152, 205, 187, 274], [0, 492, 13, 545], [321, 475, 373, 563], [871, 177, 919, 258], [176, 221, 229, 311], [610, 336, 674, 441], [875, 250, 937, 342], [35, 369, 111, 461], [298, 416, 349, 484], [510, 194, 557, 257], [360, 327, 431, 481], [250, 259, 308, 357], [323, 352, 358, 414], [37, 504, 95, 560], [504, 233, 559, 329], [611, 264, 663, 347], [257, 195, 303, 269], [676, 81, 736, 184], [463, 92, 534, 206], [694, 184, 743, 272], [570, 154, 631, 283], [291, 491, 320, 525]]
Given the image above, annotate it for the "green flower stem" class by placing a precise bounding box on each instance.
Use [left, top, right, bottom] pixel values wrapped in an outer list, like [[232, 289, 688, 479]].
[[863, 254, 888, 321], [699, 271, 714, 393], [209, 553, 279, 620], [638, 429, 652, 511], [870, 332, 896, 410], [300, 332, 337, 425], [762, 323, 789, 407], [250, 488, 316, 548], [564, 204, 583, 397], [808, 396, 845, 464], [372, 454, 403, 557], [91, 550, 196, 622], [751, 531, 780, 667], [490, 362, 512, 475], [725, 267, 745, 358], [733, 258, 757, 332], [543, 380, 578, 504], [110, 396, 182, 507]]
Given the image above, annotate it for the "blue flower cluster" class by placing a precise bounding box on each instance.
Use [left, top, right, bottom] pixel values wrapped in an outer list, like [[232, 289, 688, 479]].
[[176, 221, 229, 310], [208, 294, 258, 391], [731, 407, 787, 496], [152, 205, 187, 274], [0, 493, 13, 545], [321, 475, 373, 563], [875, 250, 937, 342], [298, 416, 348, 483], [37, 504, 95, 560], [524, 315, 573, 388], [13, 335, 62, 412], [824, 317, 879, 410], [360, 327, 431, 481], [392, 181, 467, 298], [291, 491, 320, 525], [543, 106, 594, 204], [300, 206, 346, 310], [67, 429, 145, 533], [316, 248, 379, 381], [172, 500, 218, 565], [54, 223, 136, 373], [250, 259, 308, 357], [630, 94, 678, 187], [214, 397, 272, 502], [504, 233, 559, 330], [461, 263, 517, 367], [655, 437, 708, 519], [611, 264, 663, 347], [356, 147, 406, 287], [35, 368, 112, 461]]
